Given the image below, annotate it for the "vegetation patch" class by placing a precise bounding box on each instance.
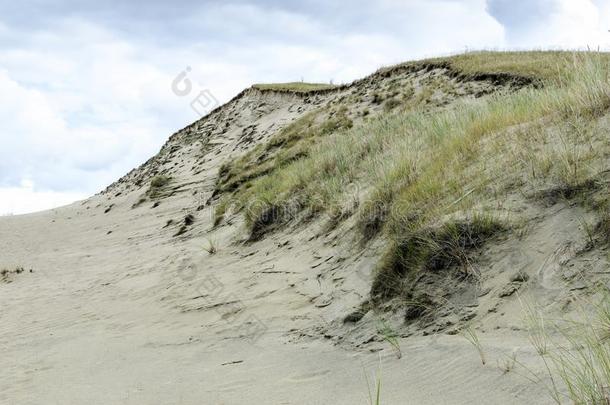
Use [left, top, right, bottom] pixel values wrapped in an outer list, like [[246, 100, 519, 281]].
[[1, 266, 30, 284], [227, 51, 609, 243], [252, 82, 338, 93], [247, 200, 303, 241], [147, 175, 172, 199], [150, 174, 170, 188], [213, 52, 610, 318], [213, 198, 230, 227], [534, 178, 600, 206], [370, 215, 505, 304], [383, 97, 401, 112], [215, 108, 352, 197], [212, 107, 354, 230], [433, 51, 584, 85], [523, 293, 610, 404]]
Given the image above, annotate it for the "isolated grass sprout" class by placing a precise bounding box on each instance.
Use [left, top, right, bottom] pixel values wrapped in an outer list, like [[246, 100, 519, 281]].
[[462, 325, 486, 365], [364, 358, 383, 405], [377, 320, 402, 359], [203, 238, 218, 255]]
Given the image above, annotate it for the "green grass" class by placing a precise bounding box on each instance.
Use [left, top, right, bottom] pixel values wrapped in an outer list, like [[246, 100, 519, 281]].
[[462, 325, 486, 365], [364, 361, 383, 405], [213, 197, 230, 227], [217, 51, 610, 302], [523, 294, 610, 404], [213, 106, 353, 225], [256, 52, 598, 95], [203, 238, 218, 255], [377, 320, 402, 359], [253, 82, 339, 92]]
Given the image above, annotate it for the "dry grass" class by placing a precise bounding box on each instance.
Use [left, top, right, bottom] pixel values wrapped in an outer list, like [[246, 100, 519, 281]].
[[253, 82, 338, 92], [594, 202, 610, 247], [430, 51, 579, 84], [147, 175, 172, 199], [371, 214, 505, 303], [1, 266, 27, 283], [462, 325, 486, 365]]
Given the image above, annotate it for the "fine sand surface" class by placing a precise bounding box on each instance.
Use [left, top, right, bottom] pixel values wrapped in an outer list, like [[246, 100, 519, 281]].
[[2, 62, 605, 404], [1, 201, 553, 404]]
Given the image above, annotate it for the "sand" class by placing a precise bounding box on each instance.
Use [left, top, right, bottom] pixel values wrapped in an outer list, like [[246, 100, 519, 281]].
[[2, 63, 606, 404], [0, 200, 553, 404]]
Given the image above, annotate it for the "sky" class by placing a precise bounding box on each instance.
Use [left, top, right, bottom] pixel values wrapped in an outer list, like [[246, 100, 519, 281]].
[[1, 0, 610, 215]]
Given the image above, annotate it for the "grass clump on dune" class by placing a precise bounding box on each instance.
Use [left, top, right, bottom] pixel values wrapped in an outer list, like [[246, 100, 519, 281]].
[[371, 214, 505, 303], [147, 175, 172, 199], [150, 175, 170, 188]]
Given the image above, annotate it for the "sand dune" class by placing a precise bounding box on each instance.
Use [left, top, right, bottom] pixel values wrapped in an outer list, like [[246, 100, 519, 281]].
[[2, 53, 609, 404]]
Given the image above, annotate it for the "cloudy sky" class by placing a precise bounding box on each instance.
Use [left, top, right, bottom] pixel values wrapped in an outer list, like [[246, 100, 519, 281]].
[[1, 0, 609, 214]]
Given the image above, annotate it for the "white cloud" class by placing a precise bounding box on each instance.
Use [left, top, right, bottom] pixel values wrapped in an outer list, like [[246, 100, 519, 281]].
[[487, 0, 610, 49], [0, 0, 607, 214], [0, 22, 185, 199], [0, 182, 86, 216], [523, 0, 606, 48]]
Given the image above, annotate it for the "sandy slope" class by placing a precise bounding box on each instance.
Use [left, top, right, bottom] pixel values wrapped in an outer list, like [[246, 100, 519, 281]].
[[1, 63, 606, 404], [0, 200, 553, 404]]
